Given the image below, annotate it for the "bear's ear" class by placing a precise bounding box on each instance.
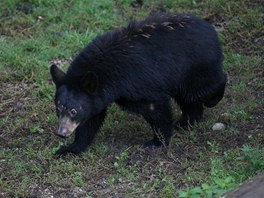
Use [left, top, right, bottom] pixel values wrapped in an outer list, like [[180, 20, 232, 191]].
[[50, 64, 66, 87], [81, 72, 98, 94]]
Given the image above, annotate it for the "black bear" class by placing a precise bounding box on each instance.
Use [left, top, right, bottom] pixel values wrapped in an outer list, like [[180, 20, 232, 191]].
[[50, 13, 227, 156]]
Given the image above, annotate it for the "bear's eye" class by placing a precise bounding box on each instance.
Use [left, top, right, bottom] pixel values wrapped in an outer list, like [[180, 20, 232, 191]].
[[57, 105, 64, 112], [69, 109, 77, 117]]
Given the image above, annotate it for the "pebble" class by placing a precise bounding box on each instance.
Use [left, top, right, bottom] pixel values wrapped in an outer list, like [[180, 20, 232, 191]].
[[212, 123, 226, 131], [37, 15, 44, 20]]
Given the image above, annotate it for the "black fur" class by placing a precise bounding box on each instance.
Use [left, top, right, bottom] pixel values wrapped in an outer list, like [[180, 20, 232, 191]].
[[51, 13, 227, 156]]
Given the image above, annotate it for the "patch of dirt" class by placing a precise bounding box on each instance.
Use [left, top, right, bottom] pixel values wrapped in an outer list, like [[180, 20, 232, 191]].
[[0, 82, 38, 149], [0, 82, 32, 118]]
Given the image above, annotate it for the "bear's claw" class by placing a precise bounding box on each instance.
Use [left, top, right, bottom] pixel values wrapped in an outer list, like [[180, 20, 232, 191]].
[[55, 144, 84, 158]]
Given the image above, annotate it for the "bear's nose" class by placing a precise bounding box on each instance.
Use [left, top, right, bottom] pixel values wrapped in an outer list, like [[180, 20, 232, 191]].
[[56, 128, 67, 138]]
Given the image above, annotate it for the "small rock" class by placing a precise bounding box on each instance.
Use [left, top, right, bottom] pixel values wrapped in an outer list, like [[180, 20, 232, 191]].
[[37, 15, 44, 20], [212, 123, 226, 131]]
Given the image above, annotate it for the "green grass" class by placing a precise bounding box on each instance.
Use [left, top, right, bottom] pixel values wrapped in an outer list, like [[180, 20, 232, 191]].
[[0, 0, 263, 197], [179, 145, 264, 197]]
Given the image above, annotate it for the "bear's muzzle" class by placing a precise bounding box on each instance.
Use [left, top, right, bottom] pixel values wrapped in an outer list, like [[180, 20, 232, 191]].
[[56, 116, 79, 137]]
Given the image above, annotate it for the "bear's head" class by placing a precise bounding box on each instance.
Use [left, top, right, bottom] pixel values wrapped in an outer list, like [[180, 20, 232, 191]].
[[50, 64, 98, 137]]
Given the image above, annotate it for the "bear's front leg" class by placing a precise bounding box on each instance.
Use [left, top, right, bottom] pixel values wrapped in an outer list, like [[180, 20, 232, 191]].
[[56, 109, 107, 157]]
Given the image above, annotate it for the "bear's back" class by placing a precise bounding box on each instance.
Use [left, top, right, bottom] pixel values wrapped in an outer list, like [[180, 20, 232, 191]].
[[68, 13, 220, 76], [66, 13, 224, 102]]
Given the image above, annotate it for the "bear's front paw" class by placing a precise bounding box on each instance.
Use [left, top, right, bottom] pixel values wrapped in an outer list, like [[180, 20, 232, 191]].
[[55, 143, 84, 158]]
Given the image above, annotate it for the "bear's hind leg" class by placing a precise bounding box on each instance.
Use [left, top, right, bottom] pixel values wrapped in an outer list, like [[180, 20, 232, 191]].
[[143, 100, 173, 148], [116, 98, 173, 148], [203, 74, 227, 108], [175, 101, 203, 128]]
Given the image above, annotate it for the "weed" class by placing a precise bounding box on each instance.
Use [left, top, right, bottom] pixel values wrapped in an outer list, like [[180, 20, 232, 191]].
[[178, 145, 264, 197], [235, 145, 264, 177], [209, 0, 227, 11], [29, 125, 44, 133], [51, 141, 64, 155], [154, 128, 167, 148], [72, 171, 85, 187], [113, 150, 137, 180], [160, 176, 176, 198], [178, 176, 236, 198]]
